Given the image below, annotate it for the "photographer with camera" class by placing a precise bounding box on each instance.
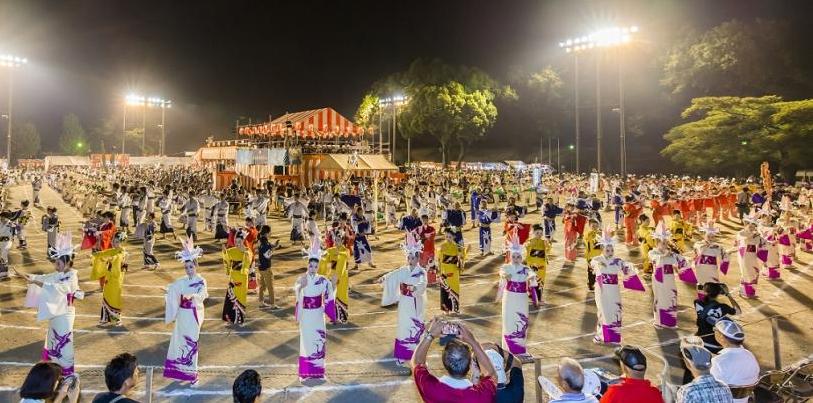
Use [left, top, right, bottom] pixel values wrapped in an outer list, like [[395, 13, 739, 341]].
[[19, 362, 81, 403], [684, 282, 742, 383], [411, 317, 497, 402]]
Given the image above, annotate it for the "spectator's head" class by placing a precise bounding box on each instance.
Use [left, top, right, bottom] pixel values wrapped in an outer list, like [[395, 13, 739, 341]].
[[556, 358, 585, 394], [442, 339, 472, 379], [714, 317, 745, 347], [259, 225, 271, 237], [104, 353, 139, 394], [614, 345, 647, 379], [233, 369, 262, 403], [19, 362, 62, 401], [702, 282, 724, 301], [680, 336, 713, 376]]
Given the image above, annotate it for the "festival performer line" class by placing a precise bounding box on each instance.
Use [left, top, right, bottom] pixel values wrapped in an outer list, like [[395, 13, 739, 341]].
[[222, 229, 252, 326], [437, 227, 465, 315], [378, 232, 427, 366], [319, 230, 351, 324], [589, 227, 645, 344], [692, 222, 730, 300], [524, 224, 549, 305], [497, 233, 535, 359], [91, 231, 128, 327], [295, 237, 337, 382], [163, 237, 208, 384], [649, 222, 696, 329], [15, 231, 85, 376]]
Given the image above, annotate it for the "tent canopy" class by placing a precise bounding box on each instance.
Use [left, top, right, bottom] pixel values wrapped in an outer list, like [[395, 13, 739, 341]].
[[238, 107, 363, 139]]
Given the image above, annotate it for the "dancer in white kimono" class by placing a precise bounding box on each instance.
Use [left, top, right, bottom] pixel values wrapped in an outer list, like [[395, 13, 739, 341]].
[[15, 232, 84, 376], [649, 221, 695, 329], [288, 196, 310, 244], [693, 222, 730, 299], [589, 227, 645, 345], [736, 216, 767, 298], [378, 232, 427, 366], [497, 233, 535, 358], [163, 237, 208, 384], [294, 237, 337, 382]]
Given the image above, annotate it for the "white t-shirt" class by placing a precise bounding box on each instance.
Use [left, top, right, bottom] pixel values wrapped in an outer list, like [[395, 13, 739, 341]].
[[710, 347, 760, 403]]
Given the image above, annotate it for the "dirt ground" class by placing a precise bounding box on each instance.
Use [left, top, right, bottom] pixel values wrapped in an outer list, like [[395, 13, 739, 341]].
[[1, 183, 811, 402]]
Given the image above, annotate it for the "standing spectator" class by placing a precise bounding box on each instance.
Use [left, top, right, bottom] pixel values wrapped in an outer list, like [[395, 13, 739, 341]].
[[256, 225, 280, 309], [92, 353, 140, 403], [233, 369, 262, 403], [600, 346, 663, 403], [411, 318, 497, 402], [710, 318, 759, 403], [676, 336, 733, 403], [19, 362, 80, 403]]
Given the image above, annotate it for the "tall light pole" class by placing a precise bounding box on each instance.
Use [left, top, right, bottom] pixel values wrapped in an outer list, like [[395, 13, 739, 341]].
[[150, 99, 171, 155], [1, 54, 28, 166], [559, 25, 638, 175], [618, 48, 626, 178], [378, 95, 408, 164]]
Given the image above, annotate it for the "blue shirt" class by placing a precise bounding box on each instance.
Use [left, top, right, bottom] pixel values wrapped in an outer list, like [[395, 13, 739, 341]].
[[257, 238, 272, 270]]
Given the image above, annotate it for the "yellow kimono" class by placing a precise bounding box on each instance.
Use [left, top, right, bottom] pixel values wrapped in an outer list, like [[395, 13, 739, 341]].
[[222, 247, 252, 325], [525, 236, 549, 304], [92, 247, 126, 323], [637, 225, 656, 273], [319, 246, 350, 323], [437, 241, 464, 313], [584, 230, 601, 263], [669, 219, 693, 252]]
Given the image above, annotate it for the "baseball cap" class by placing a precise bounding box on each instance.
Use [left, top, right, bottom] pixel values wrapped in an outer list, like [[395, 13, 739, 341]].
[[485, 349, 507, 384], [614, 345, 647, 371], [680, 336, 712, 370], [714, 317, 745, 342]]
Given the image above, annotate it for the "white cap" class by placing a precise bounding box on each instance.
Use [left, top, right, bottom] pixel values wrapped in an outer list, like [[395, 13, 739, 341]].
[[484, 349, 507, 384]]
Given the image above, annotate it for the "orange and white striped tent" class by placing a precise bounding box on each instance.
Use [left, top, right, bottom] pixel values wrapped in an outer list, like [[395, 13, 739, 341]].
[[237, 107, 364, 138]]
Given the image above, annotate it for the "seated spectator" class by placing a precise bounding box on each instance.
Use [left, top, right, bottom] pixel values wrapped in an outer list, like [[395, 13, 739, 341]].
[[600, 346, 664, 403], [676, 336, 733, 403], [19, 362, 80, 403], [542, 358, 599, 403], [477, 342, 524, 403], [233, 369, 262, 403], [92, 353, 140, 403], [710, 318, 759, 403], [411, 318, 497, 402], [683, 282, 741, 383]]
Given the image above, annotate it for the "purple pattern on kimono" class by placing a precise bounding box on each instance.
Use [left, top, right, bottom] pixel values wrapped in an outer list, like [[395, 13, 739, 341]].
[[189, 280, 205, 292], [504, 312, 529, 354], [658, 308, 677, 327], [394, 318, 425, 361], [505, 280, 528, 293], [623, 275, 645, 291], [678, 267, 698, 284], [44, 329, 72, 360], [299, 330, 327, 379], [163, 336, 199, 382]]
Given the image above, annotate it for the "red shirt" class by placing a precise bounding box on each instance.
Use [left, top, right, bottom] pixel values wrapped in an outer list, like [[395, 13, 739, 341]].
[[600, 378, 664, 403], [413, 364, 496, 403]]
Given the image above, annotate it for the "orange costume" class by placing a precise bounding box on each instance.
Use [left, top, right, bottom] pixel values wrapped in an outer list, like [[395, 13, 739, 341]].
[[622, 202, 643, 245]]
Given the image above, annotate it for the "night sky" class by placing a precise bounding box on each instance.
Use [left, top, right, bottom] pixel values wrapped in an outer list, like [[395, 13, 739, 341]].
[[1, 0, 811, 160]]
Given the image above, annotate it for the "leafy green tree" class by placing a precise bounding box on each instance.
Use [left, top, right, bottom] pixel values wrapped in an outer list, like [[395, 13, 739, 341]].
[[661, 19, 811, 99], [662, 96, 813, 179], [11, 122, 41, 161], [59, 113, 88, 155], [88, 116, 120, 153], [353, 93, 381, 131]]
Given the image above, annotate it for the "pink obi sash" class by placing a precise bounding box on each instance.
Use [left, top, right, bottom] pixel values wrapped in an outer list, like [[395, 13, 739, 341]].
[[506, 280, 527, 293], [302, 295, 323, 309]]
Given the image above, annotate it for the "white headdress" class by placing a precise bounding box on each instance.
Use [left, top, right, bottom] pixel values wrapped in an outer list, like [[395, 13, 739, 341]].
[[743, 214, 760, 225], [175, 237, 203, 262], [698, 221, 719, 235], [401, 231, 424, 257], [652, 221, 672, 241], [48, 231, 77, 260], [596, 226, 616, 247], [505, 232, 525, 255], [304, 236, 324, 260]]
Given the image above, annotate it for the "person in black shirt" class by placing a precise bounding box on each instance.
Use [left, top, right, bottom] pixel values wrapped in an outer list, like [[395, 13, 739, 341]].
[[92, 353, 140, 403], [682, 282, 741, 383], [257, 225, 280, 309]]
